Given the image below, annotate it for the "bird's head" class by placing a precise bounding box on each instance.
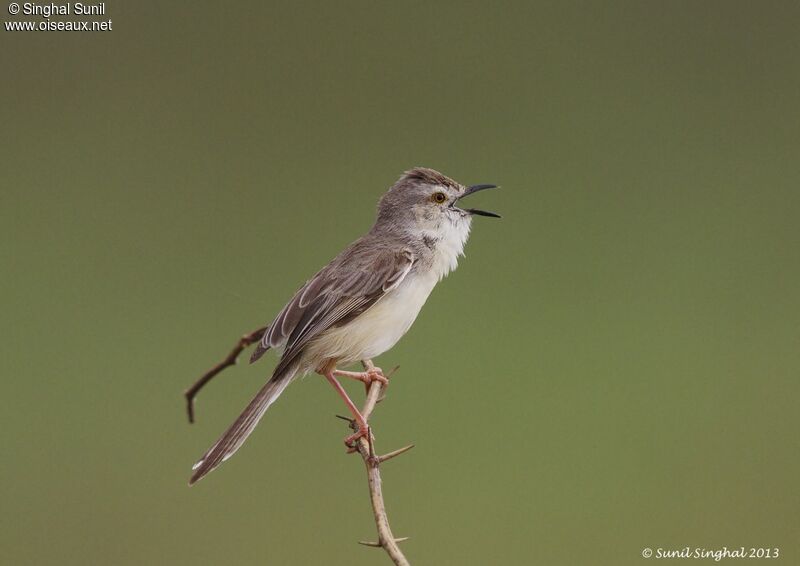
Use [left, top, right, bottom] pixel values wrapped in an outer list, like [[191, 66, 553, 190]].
[[376, 167, 500, 237]]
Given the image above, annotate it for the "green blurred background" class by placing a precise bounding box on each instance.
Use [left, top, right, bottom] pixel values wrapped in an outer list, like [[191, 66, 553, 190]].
[[2, 2, 798, 564]]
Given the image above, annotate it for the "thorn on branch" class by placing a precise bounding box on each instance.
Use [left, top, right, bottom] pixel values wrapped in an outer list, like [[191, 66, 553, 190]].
[[335, 414, 356, 427], [375, 365, 401, 404], [378, 444, 415, 463], [358, 537, 410, 548]]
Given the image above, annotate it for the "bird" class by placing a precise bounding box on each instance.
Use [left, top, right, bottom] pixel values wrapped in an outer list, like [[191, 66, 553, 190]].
[[189, 167, 500, 485]]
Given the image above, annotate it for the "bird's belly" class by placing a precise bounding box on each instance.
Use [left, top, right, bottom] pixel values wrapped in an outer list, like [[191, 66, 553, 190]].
[[308, 274, 436, 366]]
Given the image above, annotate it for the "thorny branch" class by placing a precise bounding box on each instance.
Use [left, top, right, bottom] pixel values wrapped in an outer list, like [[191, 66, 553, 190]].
[[186, 330, 413, 565], [347, 359, 412, 566]]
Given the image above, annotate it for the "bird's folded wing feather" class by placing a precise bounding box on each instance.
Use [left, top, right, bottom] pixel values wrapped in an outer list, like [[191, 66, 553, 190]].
[[252, 243, 414, 369]]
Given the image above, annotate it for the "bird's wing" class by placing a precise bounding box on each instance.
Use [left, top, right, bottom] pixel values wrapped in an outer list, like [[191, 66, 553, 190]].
[[256, 244, 414, 371], [249, 267, 335, 361]]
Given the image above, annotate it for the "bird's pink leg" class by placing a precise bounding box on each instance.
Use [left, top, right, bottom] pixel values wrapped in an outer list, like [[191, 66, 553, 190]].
[[321, 369, 372, 451]]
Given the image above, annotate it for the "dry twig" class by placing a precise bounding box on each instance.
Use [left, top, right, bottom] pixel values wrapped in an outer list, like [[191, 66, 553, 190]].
[[183, 326, 267, 423]]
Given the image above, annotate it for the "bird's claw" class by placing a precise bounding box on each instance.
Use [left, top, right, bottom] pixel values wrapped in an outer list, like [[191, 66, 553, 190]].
[[364, 368, 389, 387], [344, 425, 370, 448]]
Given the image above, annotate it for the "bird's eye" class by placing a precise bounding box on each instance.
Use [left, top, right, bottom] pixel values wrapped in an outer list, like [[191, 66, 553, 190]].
[[432, 192, 447, 204]]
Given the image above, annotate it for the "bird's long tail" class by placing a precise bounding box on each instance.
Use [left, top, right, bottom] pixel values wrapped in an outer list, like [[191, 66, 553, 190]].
[[189, 364, 298, 485]]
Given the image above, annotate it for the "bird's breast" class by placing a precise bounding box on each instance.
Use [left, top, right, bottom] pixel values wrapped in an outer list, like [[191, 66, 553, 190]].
[[307, 272, 438, 365]]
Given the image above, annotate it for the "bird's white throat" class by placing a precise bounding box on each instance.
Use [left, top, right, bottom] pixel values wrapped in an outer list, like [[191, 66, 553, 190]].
[[420, 214, 473, 281]]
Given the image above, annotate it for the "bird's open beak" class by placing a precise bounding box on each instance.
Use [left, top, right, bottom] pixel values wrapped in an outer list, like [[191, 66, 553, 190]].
[[457, 184, 501, 218]]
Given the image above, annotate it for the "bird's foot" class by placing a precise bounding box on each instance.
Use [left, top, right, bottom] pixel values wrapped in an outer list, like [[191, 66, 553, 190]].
[[333, 367, 389, 388], [338, 414, 374, 455], [345, 425, 370, 448]]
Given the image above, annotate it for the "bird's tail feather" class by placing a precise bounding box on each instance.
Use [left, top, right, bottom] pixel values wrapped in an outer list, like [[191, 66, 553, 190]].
[[189, 365, 297, 485]]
